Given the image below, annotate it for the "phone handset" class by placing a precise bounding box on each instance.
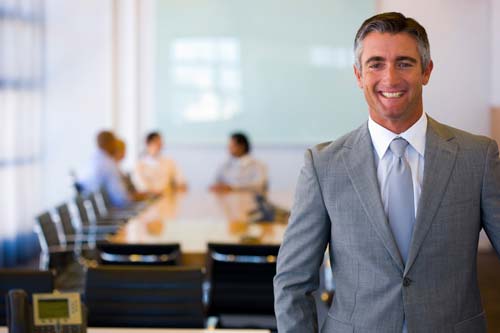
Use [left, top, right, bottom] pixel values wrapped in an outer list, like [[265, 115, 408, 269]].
[[6, 289, 34, 333]]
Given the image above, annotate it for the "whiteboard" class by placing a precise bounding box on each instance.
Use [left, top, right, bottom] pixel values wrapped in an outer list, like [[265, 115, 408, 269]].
[[155, 0, 375, 144]]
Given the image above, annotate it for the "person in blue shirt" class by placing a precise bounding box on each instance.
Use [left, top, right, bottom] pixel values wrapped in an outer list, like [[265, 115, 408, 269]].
[[80, 131, 144, 208]]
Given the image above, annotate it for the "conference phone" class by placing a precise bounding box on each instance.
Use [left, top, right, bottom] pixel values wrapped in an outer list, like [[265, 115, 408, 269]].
[[6, 289, 86, 333]]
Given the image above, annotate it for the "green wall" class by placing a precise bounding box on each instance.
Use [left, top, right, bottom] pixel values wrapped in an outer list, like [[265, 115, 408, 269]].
[[155, 0, 375, 144]]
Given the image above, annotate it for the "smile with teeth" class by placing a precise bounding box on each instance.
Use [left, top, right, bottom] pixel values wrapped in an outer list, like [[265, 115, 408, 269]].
[[380, 91, 404, 98]]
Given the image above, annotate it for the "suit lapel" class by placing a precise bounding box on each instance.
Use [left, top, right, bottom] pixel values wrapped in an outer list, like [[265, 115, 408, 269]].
[[342, 124, 405, 272], [404, 118, 458, 275]]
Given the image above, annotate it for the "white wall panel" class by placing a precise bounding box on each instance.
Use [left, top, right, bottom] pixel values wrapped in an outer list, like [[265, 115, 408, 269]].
[[44, 0, 114, 205]]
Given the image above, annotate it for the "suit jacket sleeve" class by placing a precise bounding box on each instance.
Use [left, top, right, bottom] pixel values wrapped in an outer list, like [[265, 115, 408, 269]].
[[274, 149, 331, 332], [481, 139, 500, 256]]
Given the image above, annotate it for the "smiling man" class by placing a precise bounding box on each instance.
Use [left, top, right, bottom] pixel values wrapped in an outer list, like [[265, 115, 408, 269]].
[[274, 12, 500, 333]]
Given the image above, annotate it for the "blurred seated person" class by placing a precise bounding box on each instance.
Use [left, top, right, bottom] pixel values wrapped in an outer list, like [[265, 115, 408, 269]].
[[210, 132, 267, 194], [79, 130, 146, 208], [133, 131, 187, 194]]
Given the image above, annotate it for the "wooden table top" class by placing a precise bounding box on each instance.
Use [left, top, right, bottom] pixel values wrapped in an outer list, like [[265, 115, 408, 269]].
[[110, 191, 292, 254]]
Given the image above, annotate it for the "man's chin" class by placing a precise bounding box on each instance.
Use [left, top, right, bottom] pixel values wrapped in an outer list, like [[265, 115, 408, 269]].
[[372, 108, 408, 121]]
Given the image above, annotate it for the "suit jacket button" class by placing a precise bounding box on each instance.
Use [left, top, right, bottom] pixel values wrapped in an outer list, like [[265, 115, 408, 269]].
[[403, 277, 412, 287]]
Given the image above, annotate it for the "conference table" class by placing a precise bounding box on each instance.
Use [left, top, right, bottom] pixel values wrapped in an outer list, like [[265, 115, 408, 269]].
[[108, 190, 293, 265]]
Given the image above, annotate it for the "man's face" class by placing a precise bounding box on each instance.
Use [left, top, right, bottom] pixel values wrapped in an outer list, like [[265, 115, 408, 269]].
[[228, 138, 245, 158], [354, 32, 433, 133], [147, 137, 163, 156]]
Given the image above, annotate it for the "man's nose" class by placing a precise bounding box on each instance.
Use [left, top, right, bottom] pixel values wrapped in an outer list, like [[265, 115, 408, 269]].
[[383, 65, 400, 85]]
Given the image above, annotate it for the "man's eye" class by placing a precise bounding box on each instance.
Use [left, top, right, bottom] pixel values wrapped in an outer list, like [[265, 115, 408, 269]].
[[368, 63, 383, 69], [398, 62, 413, 68]]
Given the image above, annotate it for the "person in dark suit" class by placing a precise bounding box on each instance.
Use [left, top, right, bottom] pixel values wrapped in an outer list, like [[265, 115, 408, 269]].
[[274, 12, 500, 333]]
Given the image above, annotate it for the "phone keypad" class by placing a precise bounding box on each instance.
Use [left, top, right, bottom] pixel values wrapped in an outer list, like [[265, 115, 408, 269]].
[[34, 325, 82, 333]]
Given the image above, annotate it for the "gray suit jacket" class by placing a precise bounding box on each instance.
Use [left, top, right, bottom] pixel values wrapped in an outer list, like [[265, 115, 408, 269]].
[[274, 117, 500, 333]]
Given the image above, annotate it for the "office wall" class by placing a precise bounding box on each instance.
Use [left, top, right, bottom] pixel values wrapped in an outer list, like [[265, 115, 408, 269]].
[[491, 0, 500, 144], [492, 0, 500, 107], [42, 0, 157, 207], [43, 0, 114, 205]]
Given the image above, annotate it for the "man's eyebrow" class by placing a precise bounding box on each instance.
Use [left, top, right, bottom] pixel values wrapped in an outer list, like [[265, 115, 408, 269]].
[[396, 56, 417, 63], [364, 56, 385, 65]]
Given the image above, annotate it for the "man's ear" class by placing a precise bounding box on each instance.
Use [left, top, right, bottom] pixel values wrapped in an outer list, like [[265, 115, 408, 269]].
[[422, 59, 433, 86], [353, 64, 363, 88]]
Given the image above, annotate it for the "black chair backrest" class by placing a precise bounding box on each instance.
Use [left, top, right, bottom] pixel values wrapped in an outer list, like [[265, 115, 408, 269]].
[[36, 212, 62, 248], [207, 243, 280, 315], [88, 193, 104, 219], [56, 203, 76, 237], [85, 266, 205, 328], [75, 195, 94, 226], [97, 243, 181, 266], [0, 269, 54, 325]]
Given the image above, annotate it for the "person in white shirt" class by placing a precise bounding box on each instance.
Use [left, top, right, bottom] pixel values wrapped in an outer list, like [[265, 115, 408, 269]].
[[210, 132, 267, 194], [133, 132, 187, 194]]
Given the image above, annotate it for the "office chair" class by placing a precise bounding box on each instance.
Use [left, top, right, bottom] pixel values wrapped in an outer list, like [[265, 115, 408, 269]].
[[74, 195, 123, 234], [207, 243, 280, 330], [97, 242, 181, 266], [85, 266, 205, 327], [0, 269, 54, 325], [35, 212, 77, 270], [56, 203, 78, 239]]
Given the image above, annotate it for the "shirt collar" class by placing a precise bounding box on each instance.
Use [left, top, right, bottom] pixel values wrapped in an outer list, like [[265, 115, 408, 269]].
[[368, 112, 427, 159], [231, 154, 252, 166]]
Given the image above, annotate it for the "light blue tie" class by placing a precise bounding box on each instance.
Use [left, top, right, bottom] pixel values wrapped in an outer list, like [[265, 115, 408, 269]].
[[387, 138, 415, 264]]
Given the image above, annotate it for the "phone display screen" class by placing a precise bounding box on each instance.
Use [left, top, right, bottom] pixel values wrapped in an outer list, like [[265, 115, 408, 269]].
[[38, 299, 69, 319]]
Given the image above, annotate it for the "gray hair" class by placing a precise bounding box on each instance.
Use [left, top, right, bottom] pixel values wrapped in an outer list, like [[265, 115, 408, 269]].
[[354, 12, 431, 72]]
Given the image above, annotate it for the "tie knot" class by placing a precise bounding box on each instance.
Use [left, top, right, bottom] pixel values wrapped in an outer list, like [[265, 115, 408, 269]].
[[390, 138, 409, 158]]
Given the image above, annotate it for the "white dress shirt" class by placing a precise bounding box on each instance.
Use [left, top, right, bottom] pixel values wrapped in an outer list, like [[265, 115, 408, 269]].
[[133, 154, 186, 193], [368, 113, 427, 217], [216, 154, 268, 194]]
